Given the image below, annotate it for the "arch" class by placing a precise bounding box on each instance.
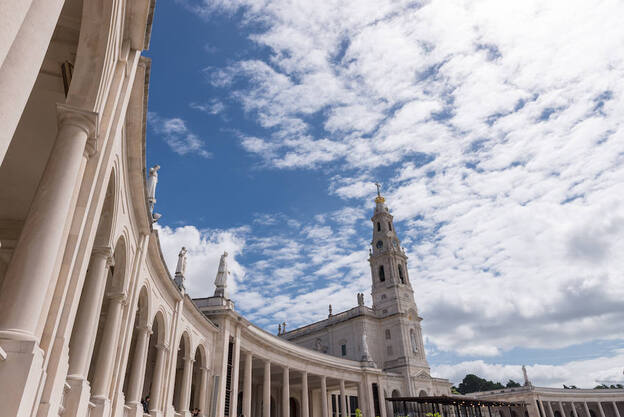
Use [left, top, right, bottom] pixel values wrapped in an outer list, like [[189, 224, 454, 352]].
[[378, 265, 385, 282], [67, 169, 117, 384], [108, 234, 128, 294], [142, 310, 167, 408], [84, 234, 128, 388], [391, 390, 401, 415], [290, 397, 300, 417], [553, 411, 560, 417], [172, 331, 191, 411], [190, 343, 207, 412], [122, 285, 151, 400], [398, 264, 405, 284], [418, 390, 428, 397], [93, 171, 117, 248], [151, 310, 168, 345], [589, 410, 597, 417]]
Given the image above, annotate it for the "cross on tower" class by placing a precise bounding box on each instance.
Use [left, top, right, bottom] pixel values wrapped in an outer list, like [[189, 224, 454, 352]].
[[374, 182, 382, 197]]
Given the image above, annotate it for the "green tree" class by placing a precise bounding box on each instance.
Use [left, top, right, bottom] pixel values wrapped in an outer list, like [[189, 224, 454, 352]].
[[506, 380, 521, 388], [457, 374, 504, 394]]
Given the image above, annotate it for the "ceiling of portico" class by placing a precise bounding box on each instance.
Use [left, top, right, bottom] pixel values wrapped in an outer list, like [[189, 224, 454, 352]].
[[0, 0, 83, 228]]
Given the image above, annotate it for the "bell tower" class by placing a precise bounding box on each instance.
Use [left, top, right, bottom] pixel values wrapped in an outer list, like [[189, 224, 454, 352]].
[[369, 185, 413, 315], [368, 185, 429, 380]]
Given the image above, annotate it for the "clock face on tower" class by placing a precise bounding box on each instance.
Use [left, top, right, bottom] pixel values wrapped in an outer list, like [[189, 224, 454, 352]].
[[376, 240, 383, 249]]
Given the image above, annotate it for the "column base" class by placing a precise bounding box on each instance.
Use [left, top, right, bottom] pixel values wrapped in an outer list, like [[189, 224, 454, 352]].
[[125, 402, 147, 417], [63, 377, 92, 417], [149, 409, 164, 417], [0, 339, 45, 417], [90, 395, 111, 417]]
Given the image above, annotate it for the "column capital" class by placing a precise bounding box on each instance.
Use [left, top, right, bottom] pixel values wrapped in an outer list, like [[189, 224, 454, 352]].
[[183, 356, 195, 363], [200, 365, 211, 372], [56, 103, 99, 157], [107, 291, 128, 304], [91, 246, 114, 266], [136, 324, 153, 335]]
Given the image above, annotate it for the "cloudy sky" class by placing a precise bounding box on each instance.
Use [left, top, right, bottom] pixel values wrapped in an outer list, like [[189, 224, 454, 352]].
[[144, 0, 624, 388]]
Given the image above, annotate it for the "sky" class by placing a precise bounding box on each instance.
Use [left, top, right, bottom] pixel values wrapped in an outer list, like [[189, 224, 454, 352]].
[[143, 0, 624, 388]]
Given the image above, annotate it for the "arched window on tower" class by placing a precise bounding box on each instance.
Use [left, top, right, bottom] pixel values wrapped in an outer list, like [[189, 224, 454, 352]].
[[385, 329, 391, 340], [378, 265, 385, 282], [388, 222, 392, 231], [377, 222, 381, 231], [398, 264, 405, 284]]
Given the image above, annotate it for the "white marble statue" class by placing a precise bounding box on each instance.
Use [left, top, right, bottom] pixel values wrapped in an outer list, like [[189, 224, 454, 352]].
[[147, 164, 160, 213], [175, 247, 187, 277], [522, 365, 532, 386], [214, 251, 230, 298], [361, 328, 375, 365]]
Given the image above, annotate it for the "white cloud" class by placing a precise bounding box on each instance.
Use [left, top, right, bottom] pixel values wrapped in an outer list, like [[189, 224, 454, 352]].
[[190, 99, 226, 115], [176, 0, 624, 381], [148, 112, 212, 158], [433, 351, 624, 388]]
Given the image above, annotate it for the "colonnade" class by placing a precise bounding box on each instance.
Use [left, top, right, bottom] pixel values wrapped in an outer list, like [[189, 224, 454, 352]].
[[222, 345, 388, 417], [534, 399, 622, 417]]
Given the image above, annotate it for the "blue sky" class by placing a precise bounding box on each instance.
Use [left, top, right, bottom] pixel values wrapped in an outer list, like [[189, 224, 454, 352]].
[[144, 0, 624, 388]]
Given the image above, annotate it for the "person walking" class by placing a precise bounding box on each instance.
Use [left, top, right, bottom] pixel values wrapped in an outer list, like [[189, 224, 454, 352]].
[[141, 396, 150, 413]]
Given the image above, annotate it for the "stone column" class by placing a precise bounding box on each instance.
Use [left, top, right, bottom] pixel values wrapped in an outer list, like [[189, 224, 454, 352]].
[[0, 103, 97, 341], [62, 249, 114, 417], [321, 376, 329, 417], [283, 367, 290, 417], [558, 402, 565, 417], [377, 384, 387, 417], [301, 371, 309, 417], [548, 402, 555, 417], [612, 403, 621, 417], [340, 380, 347, 417], [66, 248, 114, 379], [243, 353, 252, 417], [198, 366, 210, 417], [583, 403, 591, 417], [539, 401, 547, 417], [598, 403, 606, 417], [126, 325, 153, 404], [91, 292, 127, 399], [357, 381, 364, 415], [264, 361, 271, 417], [150, 344, 169, 414], [230, 328, 241, 417], [179, 355, 195, 413], [571, 403, 579, 417]]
